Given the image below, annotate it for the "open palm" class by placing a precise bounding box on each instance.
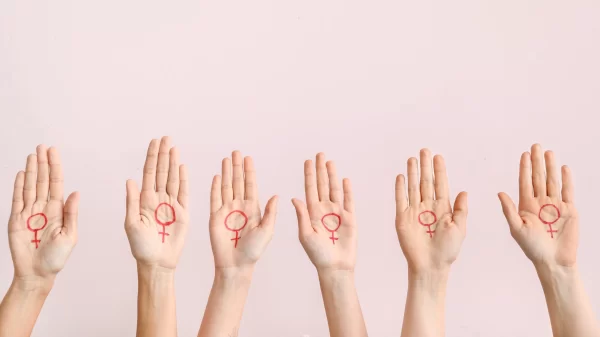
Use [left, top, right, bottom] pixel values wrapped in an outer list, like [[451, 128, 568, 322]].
[[8, 145, 79, 279], [395, 149, 468, 273], [499, 144, 578, 267], [125, 137, 189, 270], [209, 151, 278, 269], [292, 153, 357, 271]]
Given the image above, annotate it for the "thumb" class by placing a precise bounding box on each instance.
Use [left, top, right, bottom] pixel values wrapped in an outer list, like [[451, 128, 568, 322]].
[[498, 192, 523, 230], [291, 198, 312, 237], [63, 192, 80, 239], [259, 196, 279, 230], [452, 191, 468, 231], [126, 179, 141, 227]]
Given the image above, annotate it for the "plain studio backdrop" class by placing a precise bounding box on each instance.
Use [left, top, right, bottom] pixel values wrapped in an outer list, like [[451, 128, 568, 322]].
[[1, 0, 599, 336]]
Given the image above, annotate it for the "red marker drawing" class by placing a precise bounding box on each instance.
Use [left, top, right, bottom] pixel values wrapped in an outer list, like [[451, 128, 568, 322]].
[[418, 211, 437, 238], [321, 213, 342, 245], [539, 204, 560, 238], [224, 210, 248, 248], [155, 203, 176, 243], [27, 213, 48, 249]]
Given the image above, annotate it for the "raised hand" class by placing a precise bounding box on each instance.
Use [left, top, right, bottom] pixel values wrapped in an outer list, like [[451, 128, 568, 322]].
[[292, 153, 356, 272], [498, 144, 578, 267], [395, 149, 468, 274], [125, 136, 189, 270], [8, 145, 79, 282], [209, 151, 278, 269]]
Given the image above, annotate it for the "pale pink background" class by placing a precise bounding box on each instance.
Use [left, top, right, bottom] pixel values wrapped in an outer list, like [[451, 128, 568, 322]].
[[1, 0, 599, 336]]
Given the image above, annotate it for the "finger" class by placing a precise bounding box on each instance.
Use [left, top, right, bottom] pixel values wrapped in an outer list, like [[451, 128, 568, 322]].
[[210, 175, 223, 213], [519, 152, 534, 200], [498, 192, 523, 230], [63, 192, 80, 238], [420, 149, 434, 201], [433, 154, 449, 200], [178, 165, 189, 208], [531, 144, 546, 197], [156, 136, 171, 192], [24, 154, 37, 208], [35, 145, 50, 203], [244, 156, 258, 200], [166, 147, 180, 197], [326, 161, 342, 204], [259, 196, 279, 229], [395, 174, 408, 214], [316, 153, 330, 201], [407, 157, 421, 206], [11, 171, 25, 215], [221, 157, 233, 203], [452, 192, 468, 231], [126, 180, 141, 225], [545, 151, 559, 198], [142, 139, 159, 192], [232, 151, 244, 200], [48, 147, 64, 201], [343, 178, 354, 213], [304, 160, 318, 205], [291, 198, 313, 237], [561, 166, 574, 203]]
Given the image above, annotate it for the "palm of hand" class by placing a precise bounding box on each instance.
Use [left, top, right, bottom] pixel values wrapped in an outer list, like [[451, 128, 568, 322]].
[[128, 191, 188, 269], [302, 201, 356, 271], [396, 199, 463, 272], [209, 151, 278, 270], [210, 200, 268, 268], [10, 200, 74, 278], [8, 146, 79, 280], [514, 196, 578, 267], [125, 137, 189, 270]]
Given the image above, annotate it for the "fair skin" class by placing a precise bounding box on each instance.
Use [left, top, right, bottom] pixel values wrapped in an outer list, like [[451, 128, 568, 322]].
[[395, 149, 468, 337], [0, 145, 79, 337], [198, 151, 278, 337], [125, 136, 189, 337], [498, 144, 600, 337], [291, 153, 368, 337]]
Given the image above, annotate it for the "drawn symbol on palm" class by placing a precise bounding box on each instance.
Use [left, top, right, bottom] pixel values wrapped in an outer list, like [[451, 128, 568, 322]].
[[538, 204, 560, 238], [155, 203, 176, 243], [321, 213, 341, 244], [418, 211, 437, 238], [224, 210, 248, 248], [27, 213, 48, 248]]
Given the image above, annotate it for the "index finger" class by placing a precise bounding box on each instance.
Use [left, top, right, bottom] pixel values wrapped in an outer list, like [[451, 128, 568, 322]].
[[142, 139, 159, 192], [48, 147, 64, 201]]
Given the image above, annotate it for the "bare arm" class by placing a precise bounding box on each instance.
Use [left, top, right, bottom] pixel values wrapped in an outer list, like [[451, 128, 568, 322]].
[[198, 151, 278, 337], [498, 144, 599, 337], [0, 145, 79, 337], [292, 153, 368, 337], [136, 266, 177, 337]]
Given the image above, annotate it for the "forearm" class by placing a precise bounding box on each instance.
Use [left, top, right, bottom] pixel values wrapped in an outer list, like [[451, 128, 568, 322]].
[[401, 268, 449, 337], [198, 266, 254, 337], [0, 276, 53, 337], [136, 265, 177, 337], [318, 269, 367, 337], [536, 263, 599, 337]]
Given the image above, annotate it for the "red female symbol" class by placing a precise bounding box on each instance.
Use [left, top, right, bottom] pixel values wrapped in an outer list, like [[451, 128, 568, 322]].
[[418, 211, 437, 238], [321, 213, 342, 245], [155, 203, 176, 243], [539, 204, 560, 238], [224, 210, 248, 248], [27, 213, 48, 249]]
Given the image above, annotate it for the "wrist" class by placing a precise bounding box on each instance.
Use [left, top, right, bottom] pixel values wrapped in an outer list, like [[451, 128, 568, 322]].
[[137, 263, 175, 284], [11, 275, 55, 296], [408, 268, 449, 295], [535, 262, 579, 286], [214, 265, 255, 284]]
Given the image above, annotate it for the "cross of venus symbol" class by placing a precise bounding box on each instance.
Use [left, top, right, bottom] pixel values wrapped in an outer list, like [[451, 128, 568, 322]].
[[418, 211, 437, 238], [539, 204, 560, 238], [224, 210, 248, 248], [155, 203, 176, 243], [27, 213, 48, 249], [321, 213, 341, 244]]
